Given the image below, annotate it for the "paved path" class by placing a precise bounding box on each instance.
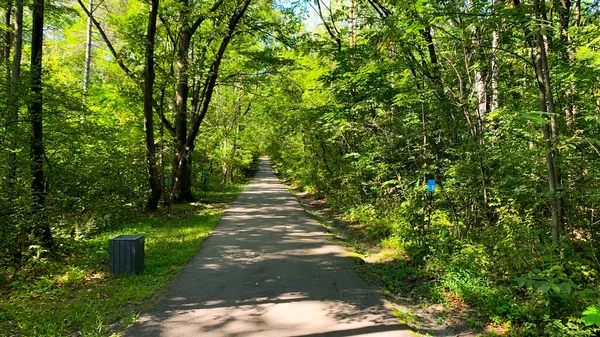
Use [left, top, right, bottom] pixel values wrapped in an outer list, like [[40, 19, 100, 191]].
[[124, 159, 413, 337]]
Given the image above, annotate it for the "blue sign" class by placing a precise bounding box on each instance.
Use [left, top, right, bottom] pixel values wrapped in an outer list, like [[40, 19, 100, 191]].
[[168, 177, 173, 186], [427, 179, 436, 193]]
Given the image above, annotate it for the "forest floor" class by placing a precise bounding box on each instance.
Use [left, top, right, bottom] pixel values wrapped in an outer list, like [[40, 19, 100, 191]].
[[287, 186, 484, 337], [123, 159, 412, 337]]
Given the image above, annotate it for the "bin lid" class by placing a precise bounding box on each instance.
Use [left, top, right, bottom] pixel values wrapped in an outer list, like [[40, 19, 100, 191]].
[[111, 235, 144, 240]]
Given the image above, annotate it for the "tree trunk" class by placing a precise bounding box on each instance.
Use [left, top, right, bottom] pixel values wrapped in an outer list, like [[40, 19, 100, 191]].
[[466, 0, 490, 220], [6, 0, 20, 187], [29, 0, 52, 249], [2, 3, 11, 63], [184, 149, 193, 198], [172, 0, 252, 202], [475, 71, 486, 128], [83, 0, 92, 92], [143, 0, 161, 211], [490, 0, 499, 112], [222, 137, 227, 184], [230, 125, 238, 183], [467, 0, 487, 128], [171, 0, 191, 203], [159, 87, 168, 204], [539, 0, 564, 235], [563, 0, 578, 127], [533, 0, 561, 247]]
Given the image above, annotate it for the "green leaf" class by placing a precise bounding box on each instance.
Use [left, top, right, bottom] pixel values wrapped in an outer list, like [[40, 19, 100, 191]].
[[535, 281, 550, 293], [582, 314, 600, 327], [583, 305, 600, 316], [558, 283, 572, 294]]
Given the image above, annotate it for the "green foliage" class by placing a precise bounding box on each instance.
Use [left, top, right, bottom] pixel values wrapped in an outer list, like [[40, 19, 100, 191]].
[[0, 0, 599, 335], [0, 1, 280, 335], [0, 201, 232, 336], [261, 0, 600, 335], [545, 318, 598, 337], [515, 268, 576, 297], [582, 304, 600, 327]]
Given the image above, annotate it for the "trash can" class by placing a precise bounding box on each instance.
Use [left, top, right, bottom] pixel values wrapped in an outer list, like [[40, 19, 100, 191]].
[[109, 235, 145, 275]]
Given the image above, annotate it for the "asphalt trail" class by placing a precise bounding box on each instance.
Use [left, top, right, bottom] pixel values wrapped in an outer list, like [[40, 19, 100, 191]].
[[124, 159, 413, 337]]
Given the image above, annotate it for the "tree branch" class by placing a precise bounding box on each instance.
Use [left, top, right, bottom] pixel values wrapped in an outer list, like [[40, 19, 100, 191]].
[[190, 0, 225, 36], [312, 0, 341, 50], [77, 0, 135, 80], [366, 0, 385, 18], [156, 102, 175, 135], [159, 15, 176, 45], [77, 0, 175, 137], [186, 0, 252, 149]]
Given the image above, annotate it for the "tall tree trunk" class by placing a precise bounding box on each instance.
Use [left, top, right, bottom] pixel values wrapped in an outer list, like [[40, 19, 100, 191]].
[[563, 0, 578, 127], [184, 149, 193, 197], [475, 69, 486, 123], [490, 0, 499, 112], [172, 0, 251, 202], [81, 0, 92, 122], [159, 87, 167, 204], [230, 125, 239, 183], [467, 0, 487, 128], [539, 0, 564, 234], [222, 137, 227, 184], [143, 0, 161, 211], [2, 3, 11, 63], [6, 0, 20, 187], [467, 0, 490, 219], [29, 0, 52, 249], [171, 0, 191, 203], [490, 29, 499, 112], [534, 0, 561, 247]]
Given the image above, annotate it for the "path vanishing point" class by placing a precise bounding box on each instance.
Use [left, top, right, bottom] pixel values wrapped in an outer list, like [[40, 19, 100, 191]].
[[124, 159, 413, 337]]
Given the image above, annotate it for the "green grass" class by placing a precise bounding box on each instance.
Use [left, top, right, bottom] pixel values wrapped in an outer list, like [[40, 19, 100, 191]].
[[195, 183, 245, 203], [0, 192, 242, 336], [394, 308, 417, 326]]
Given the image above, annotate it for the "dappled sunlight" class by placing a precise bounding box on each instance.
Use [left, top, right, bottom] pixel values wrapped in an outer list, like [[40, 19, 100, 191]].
[[125, 159, 412, 337], [145, 299, 405, 337], [53, 267, 107, 289], [0, 199, 229, 336]]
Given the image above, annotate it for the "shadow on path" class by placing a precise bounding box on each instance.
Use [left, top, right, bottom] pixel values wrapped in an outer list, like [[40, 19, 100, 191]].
[[124, 159, 414, 337]]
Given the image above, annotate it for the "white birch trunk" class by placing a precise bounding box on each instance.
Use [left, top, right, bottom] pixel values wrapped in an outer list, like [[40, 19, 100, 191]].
[[490, 30, 499, 112], [467, 0, 487, 125]]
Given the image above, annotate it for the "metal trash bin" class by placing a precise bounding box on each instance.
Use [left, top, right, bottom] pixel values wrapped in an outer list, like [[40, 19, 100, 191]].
[[109, 235, 145, 275]]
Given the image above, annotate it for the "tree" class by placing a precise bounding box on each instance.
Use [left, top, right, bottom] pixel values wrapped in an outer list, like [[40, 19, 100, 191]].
[[170, 0, 253, 203], [143, 0, 161, 211], [6, 0, 21, 187], [29, 0, 52, 248]]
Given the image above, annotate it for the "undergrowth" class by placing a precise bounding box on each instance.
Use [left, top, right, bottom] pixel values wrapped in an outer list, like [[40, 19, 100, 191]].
[[282, 169, 600, 337], [0, 184, 244, 337]]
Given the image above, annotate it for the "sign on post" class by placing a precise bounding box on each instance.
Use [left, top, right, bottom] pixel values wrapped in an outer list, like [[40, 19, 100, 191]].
[[427, 179, 436, 193]]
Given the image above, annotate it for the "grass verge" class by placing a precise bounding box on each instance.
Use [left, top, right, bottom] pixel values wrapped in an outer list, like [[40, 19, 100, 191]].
[[0, 184, 245, 337]]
